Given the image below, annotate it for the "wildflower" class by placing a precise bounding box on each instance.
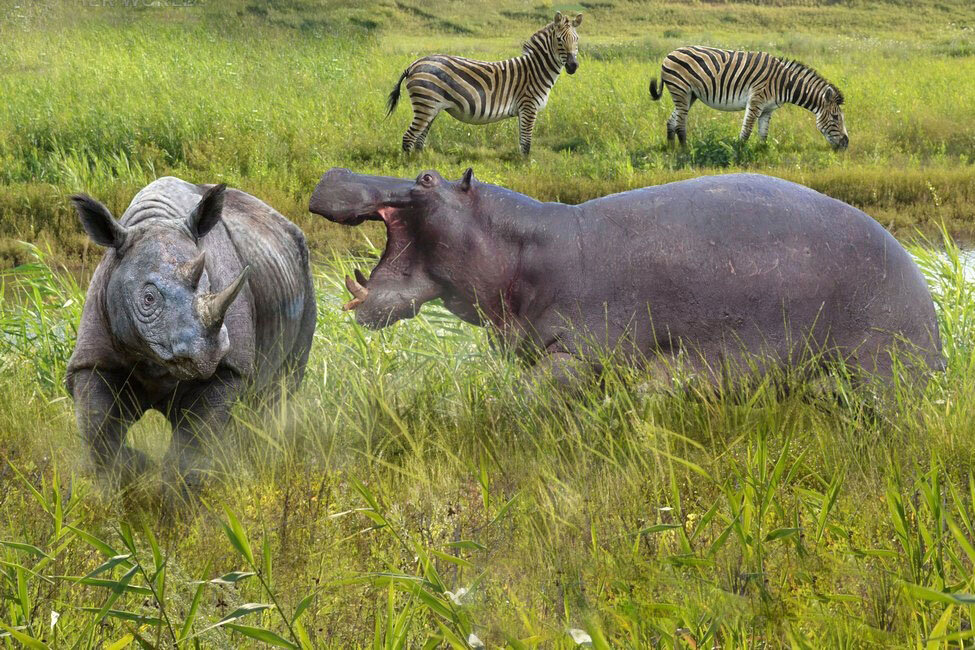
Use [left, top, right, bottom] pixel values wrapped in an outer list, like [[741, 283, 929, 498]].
[[446, 587, 469, 605], [568, 628, 593, 644]]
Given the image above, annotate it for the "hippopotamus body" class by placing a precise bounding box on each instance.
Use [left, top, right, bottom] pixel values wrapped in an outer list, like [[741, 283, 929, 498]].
[[309, 169, 942, 389], [68, 177, 316, 489]]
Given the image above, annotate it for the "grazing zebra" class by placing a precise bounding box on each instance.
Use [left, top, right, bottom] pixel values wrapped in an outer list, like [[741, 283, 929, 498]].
[[648, 46, 848, 150], [386, 12, 583, 155]]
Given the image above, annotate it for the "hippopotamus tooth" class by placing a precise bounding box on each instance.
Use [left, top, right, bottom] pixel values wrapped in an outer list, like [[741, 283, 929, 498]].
[[68, 177, 316, 493], [309, 167, 943, 393]]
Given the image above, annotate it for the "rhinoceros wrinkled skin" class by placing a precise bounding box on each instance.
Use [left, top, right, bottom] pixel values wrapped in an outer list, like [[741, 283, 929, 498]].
[[68, 177, 316, 491], [309, 168, 943, 390]]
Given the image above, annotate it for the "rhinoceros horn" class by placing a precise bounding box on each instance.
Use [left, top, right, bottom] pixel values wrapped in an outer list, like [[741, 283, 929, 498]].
[[180, 251, 207, 288], [343, 271, 369, 311], [197, 265, 250, 328]]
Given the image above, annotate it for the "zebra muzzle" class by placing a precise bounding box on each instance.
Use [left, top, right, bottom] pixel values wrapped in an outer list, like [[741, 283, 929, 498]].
[[343, 270, 369, 311]]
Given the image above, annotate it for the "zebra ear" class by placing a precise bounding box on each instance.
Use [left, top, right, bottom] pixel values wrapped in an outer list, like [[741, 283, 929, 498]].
[[572, 13, 583, 26], [554, 11, 565, 23], [460, 168, 475, 192]]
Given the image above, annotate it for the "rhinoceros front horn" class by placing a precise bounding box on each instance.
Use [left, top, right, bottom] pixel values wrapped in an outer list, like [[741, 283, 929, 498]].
[[198, 266, 251, 328]]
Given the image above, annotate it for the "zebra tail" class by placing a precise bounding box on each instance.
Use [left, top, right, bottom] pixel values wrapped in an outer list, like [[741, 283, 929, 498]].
[[386, 68, 409, 118], [649, 76, 663, 101]]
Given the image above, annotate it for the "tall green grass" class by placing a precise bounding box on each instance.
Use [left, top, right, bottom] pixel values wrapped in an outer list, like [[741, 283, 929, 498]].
[[2, 239, 975, 647]]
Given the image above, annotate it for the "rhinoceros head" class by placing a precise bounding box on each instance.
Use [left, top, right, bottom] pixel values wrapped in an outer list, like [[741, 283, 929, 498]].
[[72, 184, 249, 380]]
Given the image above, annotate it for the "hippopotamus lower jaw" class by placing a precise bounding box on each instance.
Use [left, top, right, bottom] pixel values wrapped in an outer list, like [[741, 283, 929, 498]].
[[341, 268, 441, 330], [309, 168, 414, 225]]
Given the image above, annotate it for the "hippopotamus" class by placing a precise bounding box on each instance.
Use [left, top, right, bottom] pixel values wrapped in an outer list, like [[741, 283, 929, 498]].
[[68, 177, 316, 491], [309, 168, 942, 391]]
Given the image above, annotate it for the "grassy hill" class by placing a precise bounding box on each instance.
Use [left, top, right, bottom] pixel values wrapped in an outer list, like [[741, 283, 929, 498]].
[[1, 0, 974, 267]]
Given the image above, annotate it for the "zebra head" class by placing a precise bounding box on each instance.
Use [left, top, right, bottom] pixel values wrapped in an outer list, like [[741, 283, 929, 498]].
[[816, 86, 849, 150], [553, 11, 583, 74]]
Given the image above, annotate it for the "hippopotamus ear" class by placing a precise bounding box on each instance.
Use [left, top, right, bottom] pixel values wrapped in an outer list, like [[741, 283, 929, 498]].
[[459, 167, 475, 192], [572, 13, 583, 26], [187, 183, 226, 239], [71, 194, 127, 249]]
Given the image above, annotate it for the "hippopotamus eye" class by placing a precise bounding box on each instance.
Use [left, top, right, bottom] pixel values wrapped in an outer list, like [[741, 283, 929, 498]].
[[421, 174, 434, 186]]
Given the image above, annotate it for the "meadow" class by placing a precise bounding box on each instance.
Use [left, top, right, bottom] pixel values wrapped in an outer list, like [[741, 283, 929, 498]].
[[3, 0, 975, 647]]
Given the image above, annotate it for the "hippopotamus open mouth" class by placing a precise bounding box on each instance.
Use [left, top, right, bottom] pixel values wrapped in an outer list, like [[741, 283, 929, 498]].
[[309, 167, 443, 328]]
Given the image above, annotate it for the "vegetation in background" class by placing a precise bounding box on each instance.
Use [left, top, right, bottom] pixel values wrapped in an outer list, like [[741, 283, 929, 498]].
[[1, 0, 974, 269]]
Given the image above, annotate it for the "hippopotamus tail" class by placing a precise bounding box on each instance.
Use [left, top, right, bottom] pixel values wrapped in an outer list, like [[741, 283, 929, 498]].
[[649, 76, 663, 101], [386, 67, 410, 118]]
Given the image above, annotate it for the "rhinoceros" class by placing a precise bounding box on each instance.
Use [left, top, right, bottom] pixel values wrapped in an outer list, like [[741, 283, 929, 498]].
[[68, 177, 316, 490], [309, 168, 942, 390]]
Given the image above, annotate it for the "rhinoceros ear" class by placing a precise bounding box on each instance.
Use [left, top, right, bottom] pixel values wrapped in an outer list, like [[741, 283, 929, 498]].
[[459, 167, 475, 192], [71, 194, 127, 249], [187, 183, 226, 239]]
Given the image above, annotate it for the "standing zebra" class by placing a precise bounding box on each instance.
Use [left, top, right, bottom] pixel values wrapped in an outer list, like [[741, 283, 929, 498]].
[[386, 12, 583, 155], [648, 46, 848, 150]]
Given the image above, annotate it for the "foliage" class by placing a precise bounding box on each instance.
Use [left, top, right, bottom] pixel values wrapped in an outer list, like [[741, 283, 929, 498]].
[[1, 242, 975, 647]]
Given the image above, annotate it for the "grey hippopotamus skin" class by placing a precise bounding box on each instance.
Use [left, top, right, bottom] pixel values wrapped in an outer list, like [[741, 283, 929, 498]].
[[68, 177, 316, 490], [309, 168, 942, 389]]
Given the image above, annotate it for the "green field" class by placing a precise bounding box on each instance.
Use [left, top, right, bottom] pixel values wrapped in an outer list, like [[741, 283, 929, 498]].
[[4, 0, 975, 647], [2, 0, 975, 268]]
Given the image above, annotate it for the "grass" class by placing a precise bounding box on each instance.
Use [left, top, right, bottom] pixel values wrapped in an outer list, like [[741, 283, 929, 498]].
[[4, 0, 975, 647], [1, 0, 975, 269], [2, 238, 975, 647]]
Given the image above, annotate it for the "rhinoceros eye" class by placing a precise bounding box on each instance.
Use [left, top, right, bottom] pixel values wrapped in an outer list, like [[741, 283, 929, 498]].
[[137, 284, 162, 319]]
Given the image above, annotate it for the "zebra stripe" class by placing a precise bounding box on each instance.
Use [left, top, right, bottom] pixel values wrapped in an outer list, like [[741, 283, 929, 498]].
[[386, 12, 583, 155], [648, 46, 849, 150]]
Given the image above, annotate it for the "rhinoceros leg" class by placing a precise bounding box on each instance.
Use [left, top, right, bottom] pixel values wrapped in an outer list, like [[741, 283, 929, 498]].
[[70, 369, 150, 486], [163, 370, 243, 495]]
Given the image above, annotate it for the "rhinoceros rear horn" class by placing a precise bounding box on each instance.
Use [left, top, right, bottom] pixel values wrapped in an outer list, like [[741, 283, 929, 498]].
[[180, 251, 207, 288], [187, 183, 227, 240], [72, 194, 128, 249], [197, 265, 250, 328]]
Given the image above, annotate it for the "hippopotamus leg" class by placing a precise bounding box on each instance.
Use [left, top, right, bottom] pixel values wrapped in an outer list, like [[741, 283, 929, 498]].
[[71, 369, 152, 487], [162, 370, 243, 495]]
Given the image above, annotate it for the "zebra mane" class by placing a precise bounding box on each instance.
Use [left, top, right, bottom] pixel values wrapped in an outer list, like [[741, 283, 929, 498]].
[[522, 21, 555, 55], [779, 58, 844, 104]]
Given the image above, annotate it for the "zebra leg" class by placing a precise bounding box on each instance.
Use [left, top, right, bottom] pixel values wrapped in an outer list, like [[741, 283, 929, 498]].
[[413, 114, 438, 151], [402, 101, 440, 153], [676, 96, 696, 147], [666, 85, 692, 147], [666, 110, 679, 144], [739, 102, 762, 142], [518, 107, 538, 155], [757, 108, 774, 141]]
